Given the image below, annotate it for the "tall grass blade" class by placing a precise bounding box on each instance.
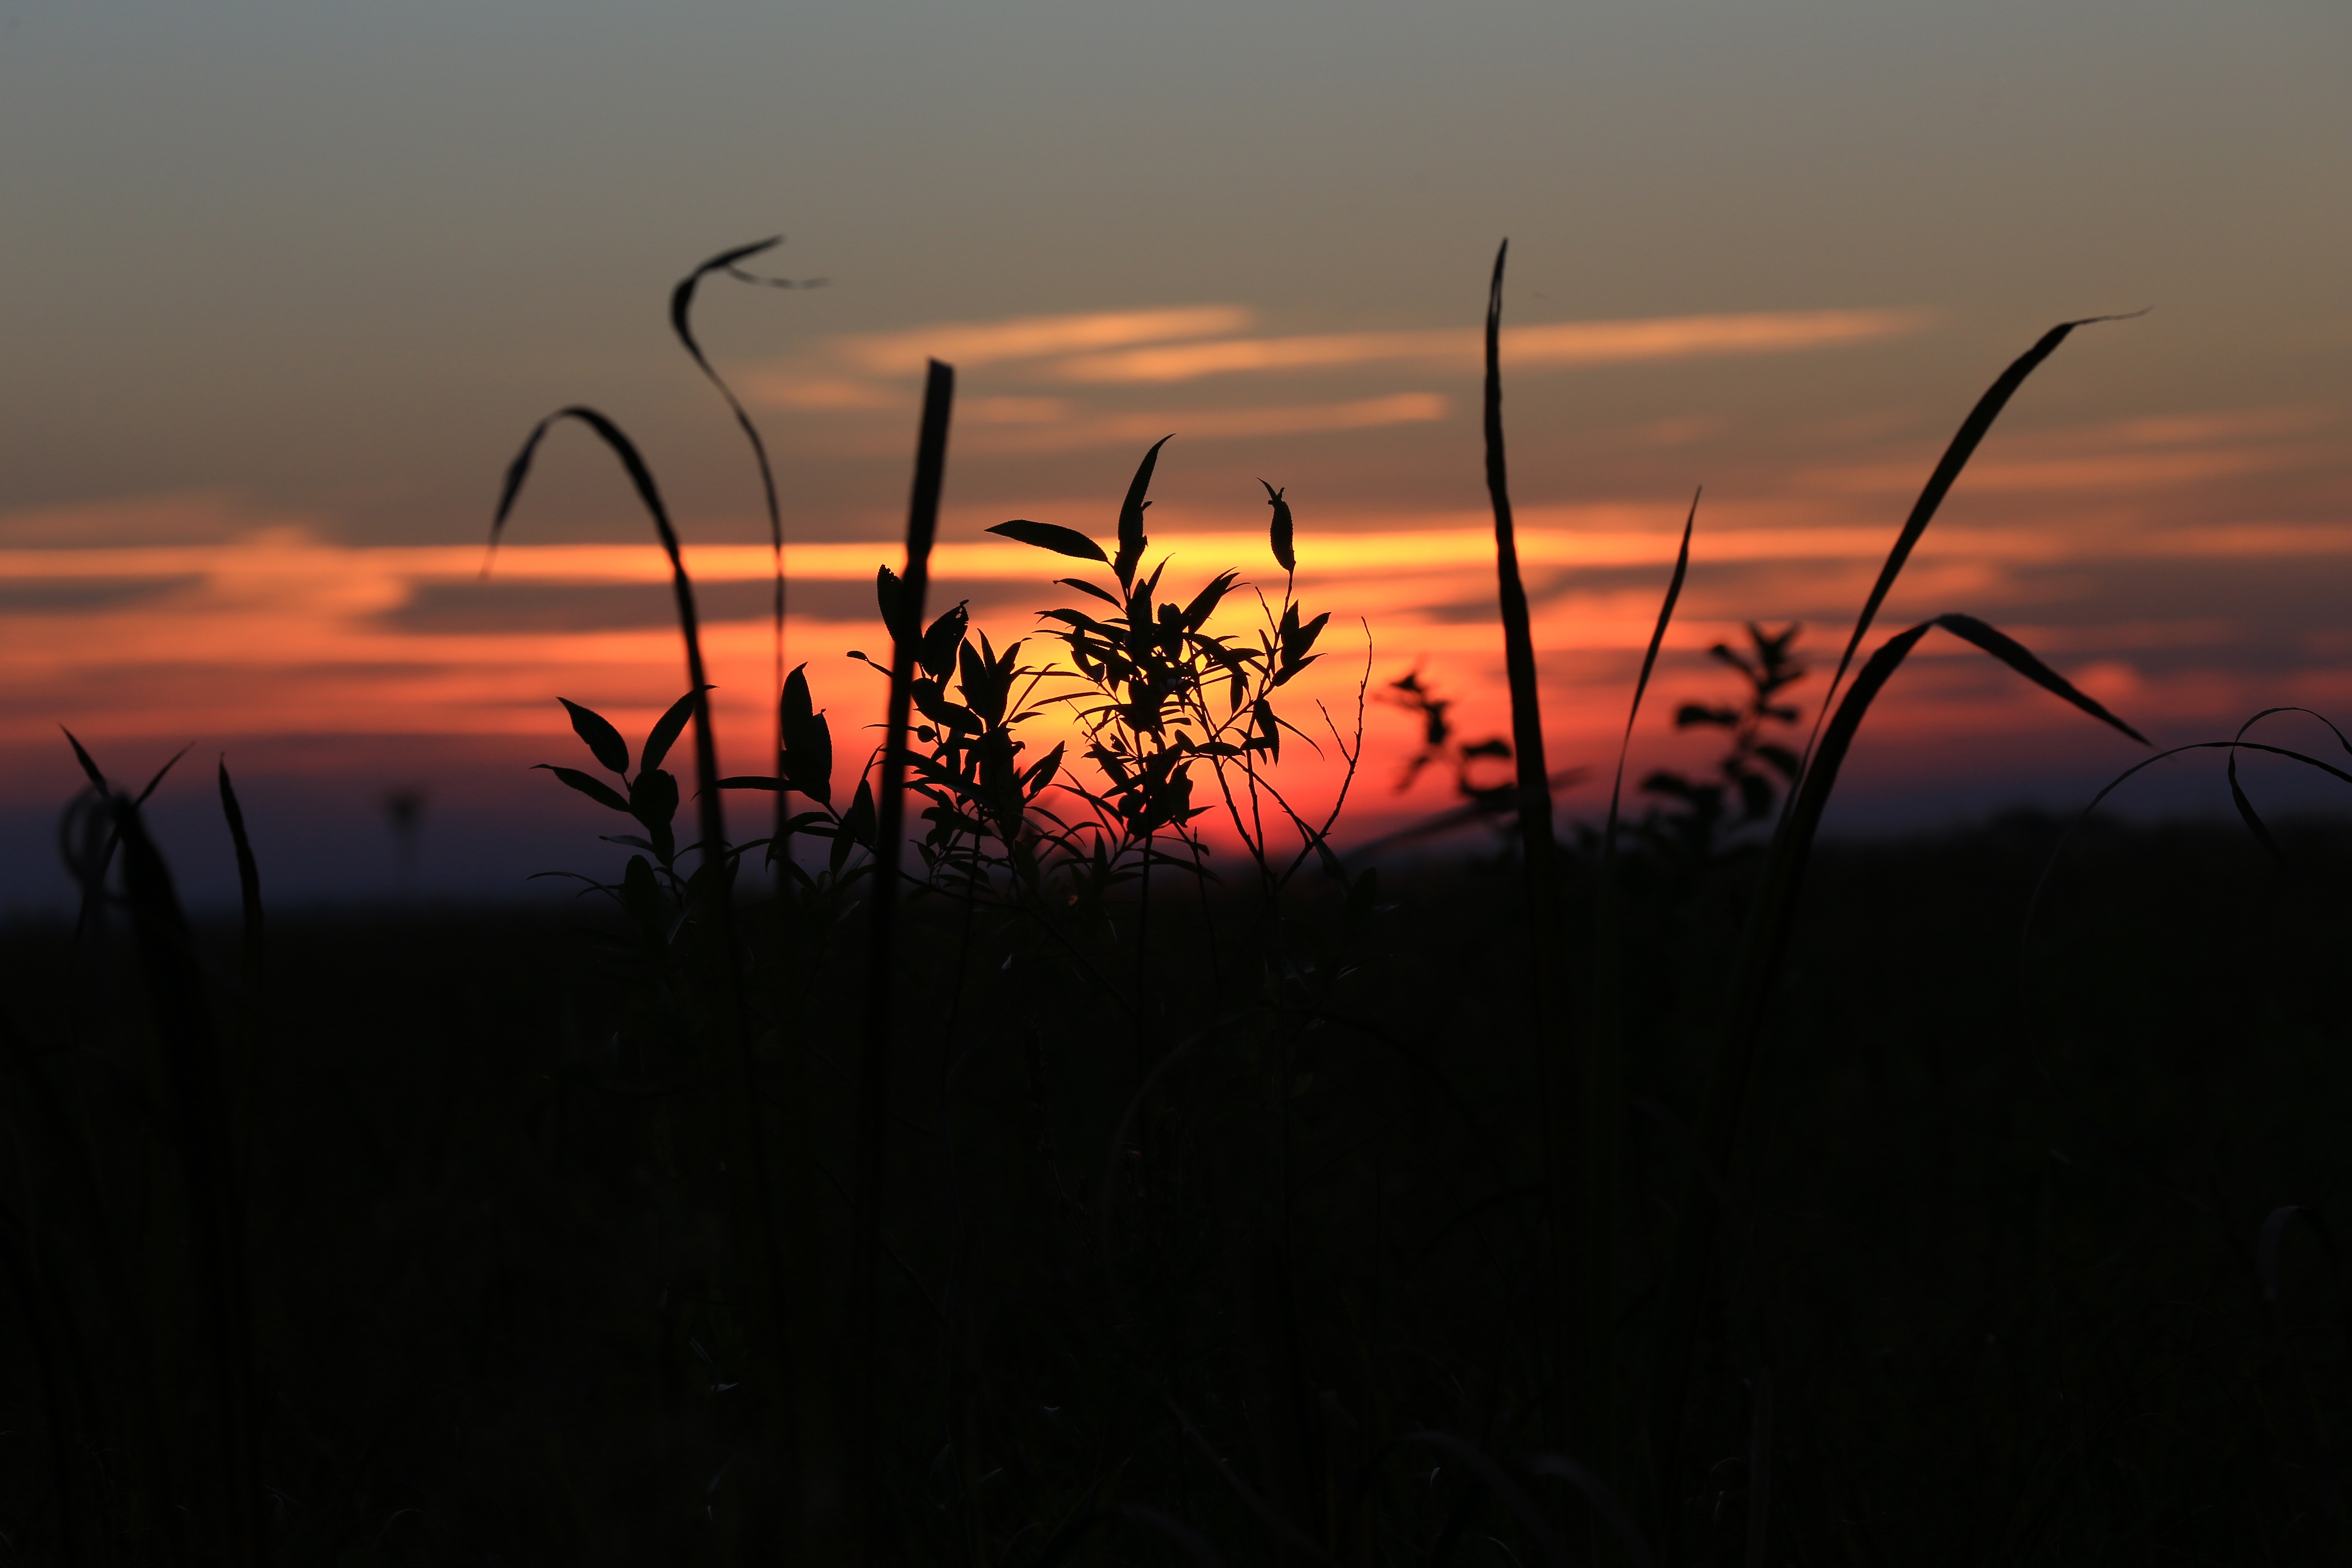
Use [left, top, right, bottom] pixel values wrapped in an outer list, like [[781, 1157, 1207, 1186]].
[[669, 242, 808, 1055], [1606, 494, 1697, 837], [670, 237, 790, 650], [217, 760, 264, 982], [217, 758, 264, 1182], [1651, 612, 2145, 1529], [1799, 315, 2138, 778], [850, 358, 955, 1564], [0, 1200, 88, 1568], [490, 404, 793, 1543], [1482, 240, 1563, 896], [1588, 493, 1695, 1520], [111, 793, 266, 1567], [1481, 238, 1583, 1459]]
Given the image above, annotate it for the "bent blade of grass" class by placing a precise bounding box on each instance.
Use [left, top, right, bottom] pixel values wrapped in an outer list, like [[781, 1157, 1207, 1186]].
[[669, 240, 807, 1010], [2021, 728, 2352, 963], [1589, 491, 1695, 1510], [489, 409, 729, 902], [1799, 315, 2141, 781], [1651, 611, 2146, 1529], [217, 759, 264, 1181], [489, 404, 794, 1536], [217, 760, 264, 980], [2219, 706, 2352, 873], [111, 792, 266, 1567], [850, 357, 954, 1566]]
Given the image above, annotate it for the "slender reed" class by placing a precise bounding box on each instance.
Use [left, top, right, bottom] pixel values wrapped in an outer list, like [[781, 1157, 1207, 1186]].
[[850, 358, 956, 1563], [1644, 320, 2142, 1544], [1482, 239, 1583, 1456], [490, 407, 793, 1538]]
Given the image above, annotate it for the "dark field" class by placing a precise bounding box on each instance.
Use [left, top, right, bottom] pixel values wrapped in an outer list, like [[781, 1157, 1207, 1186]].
[[5, 815, 2345, 1565]]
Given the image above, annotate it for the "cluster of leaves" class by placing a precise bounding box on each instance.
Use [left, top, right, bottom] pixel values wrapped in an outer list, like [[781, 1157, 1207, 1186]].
[[534, 689, 758, 956], [1638, 620, 1806, 858], [986, 447, 1355, 892], [533, 439, 1363, 971]]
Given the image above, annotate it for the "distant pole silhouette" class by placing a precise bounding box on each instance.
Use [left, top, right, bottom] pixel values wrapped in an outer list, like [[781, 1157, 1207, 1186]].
[[382, 787, 426, 896]]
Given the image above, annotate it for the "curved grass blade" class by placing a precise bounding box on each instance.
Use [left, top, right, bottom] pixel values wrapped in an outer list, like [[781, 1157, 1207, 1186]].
[[672, 237, 809, 983], [671, 237, 804, 687], [1718, 612, 2141, 1172], [488, 409, 727, 873], [488, 403, 793, 1545], [111, 794, 266, 1567], [1932, 613, 2144, 743], [988, 518, 1106, 563], [135, 743, 193, 805], [2217, 706, 2352, 872], [217, 757, 264, 983], [2021, 730, 2352, 962], [1654, 610, 2146, 1522], [1587, 488, 1694, 1504], [61, 726, 107, 792], [1799, 314, 2142, 781]]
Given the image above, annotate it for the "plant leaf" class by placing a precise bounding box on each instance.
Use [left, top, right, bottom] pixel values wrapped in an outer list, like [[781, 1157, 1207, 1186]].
[[989, 519, 1106, 563], [536, 764, 631, 813], [641, 688, 709, 774], [1811, 314, 2139, 753], [558, 698, 630, 774], [1114, 435, 1172, 588], [919, 601, 969, 680], [1181, 570, 1238, 632], [628, 766, 680, 830], [1262, 479, 1295, 572], [1930, 613, 2147, 744]]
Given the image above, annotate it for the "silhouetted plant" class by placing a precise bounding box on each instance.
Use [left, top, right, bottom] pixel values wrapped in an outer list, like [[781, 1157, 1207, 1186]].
[[1638, 620, 1807, 859]]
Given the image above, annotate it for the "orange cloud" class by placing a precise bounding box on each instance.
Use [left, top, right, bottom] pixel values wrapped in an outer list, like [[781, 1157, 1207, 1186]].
[[1050, 309, 1925, 384], [832, 305, 1255, 375], [962, 393, 1448, 452]]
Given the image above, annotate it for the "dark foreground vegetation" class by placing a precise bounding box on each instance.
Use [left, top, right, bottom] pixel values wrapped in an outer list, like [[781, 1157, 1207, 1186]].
[[5, 817, 2349, 1565], [9, 239, 2349, 1565]]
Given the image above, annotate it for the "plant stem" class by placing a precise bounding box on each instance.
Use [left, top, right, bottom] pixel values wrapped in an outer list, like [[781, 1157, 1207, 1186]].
[[849, 360, 954, 1565]]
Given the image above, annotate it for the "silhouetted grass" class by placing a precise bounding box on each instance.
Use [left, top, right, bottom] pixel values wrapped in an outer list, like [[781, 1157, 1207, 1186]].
[[12, 247, 2352, 1568]]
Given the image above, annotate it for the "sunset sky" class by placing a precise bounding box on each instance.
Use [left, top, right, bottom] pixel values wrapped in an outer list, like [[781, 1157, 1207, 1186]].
[[2, 0, 2346, 904]]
